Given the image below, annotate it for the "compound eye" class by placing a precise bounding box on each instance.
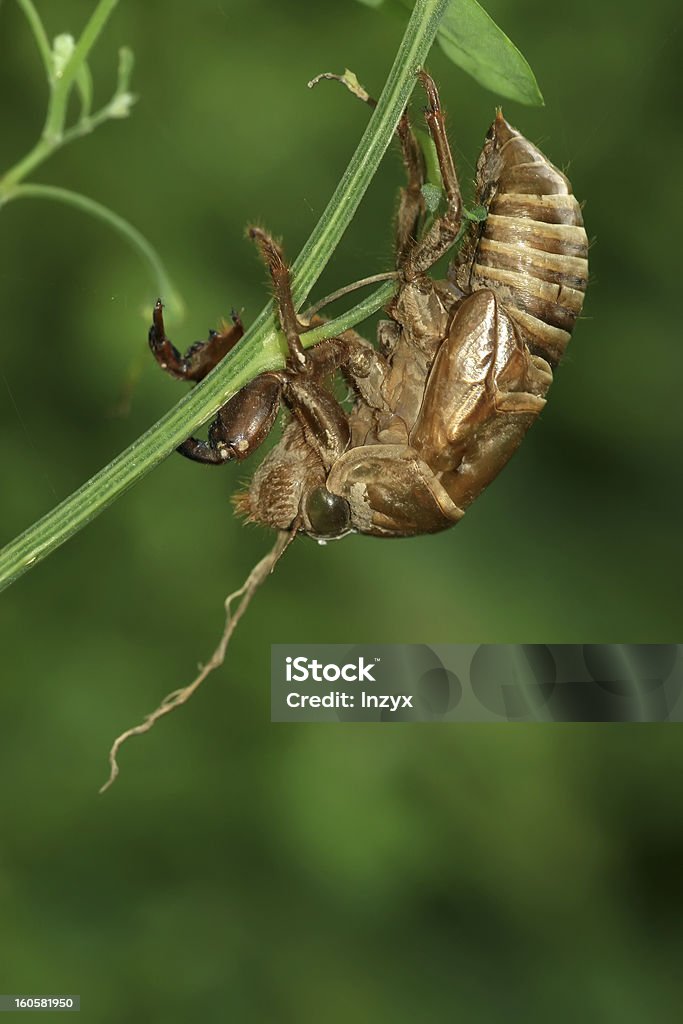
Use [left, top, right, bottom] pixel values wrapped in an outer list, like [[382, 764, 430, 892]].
[[305, 487, 351, 539]]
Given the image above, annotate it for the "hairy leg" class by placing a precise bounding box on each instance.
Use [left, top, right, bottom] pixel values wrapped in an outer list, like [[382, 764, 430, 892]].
[[400, 71, 463, 281]]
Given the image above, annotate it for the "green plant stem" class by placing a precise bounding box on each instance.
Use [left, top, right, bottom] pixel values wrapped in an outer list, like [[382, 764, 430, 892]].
[[0, 0, 449, 593], [3, 0, 120, 188], [15, 0, 53, 78], [58, 102, 126, 145], [1, 138, 52, 192], [43, 0, 119, 139], [303, 280, 396, 346], [2, 184, 183, 318]]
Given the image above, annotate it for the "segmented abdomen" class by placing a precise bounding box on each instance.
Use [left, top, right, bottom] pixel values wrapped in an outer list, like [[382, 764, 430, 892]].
[[455, 113, 588, 365]]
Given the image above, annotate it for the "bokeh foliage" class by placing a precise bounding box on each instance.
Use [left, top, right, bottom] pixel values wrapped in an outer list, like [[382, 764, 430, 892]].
[[0, 1, 682, 1020]]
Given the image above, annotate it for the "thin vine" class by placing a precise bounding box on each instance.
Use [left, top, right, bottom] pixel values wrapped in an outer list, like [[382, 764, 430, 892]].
[[0, 0, 182, 314]]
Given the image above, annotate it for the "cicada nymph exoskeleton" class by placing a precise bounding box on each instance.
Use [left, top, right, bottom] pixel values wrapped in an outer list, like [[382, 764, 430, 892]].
[[150, 74, 589, 540]]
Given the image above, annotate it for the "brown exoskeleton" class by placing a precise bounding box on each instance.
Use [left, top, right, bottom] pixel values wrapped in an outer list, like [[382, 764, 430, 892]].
[[149, 72, 588, 540]]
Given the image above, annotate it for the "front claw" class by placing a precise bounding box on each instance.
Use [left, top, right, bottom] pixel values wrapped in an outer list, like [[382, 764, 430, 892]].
[[176, 373, 283, 466], [176, 436, 231, 465], [149, 299, 244, 384]]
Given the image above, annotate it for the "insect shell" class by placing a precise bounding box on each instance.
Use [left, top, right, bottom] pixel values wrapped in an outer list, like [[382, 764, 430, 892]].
[[150, 78, 588, 542], [238, 118, 587, 538]]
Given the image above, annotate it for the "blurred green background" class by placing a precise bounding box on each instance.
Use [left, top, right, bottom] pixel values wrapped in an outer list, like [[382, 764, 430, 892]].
[[1, 0, 682, 1019]]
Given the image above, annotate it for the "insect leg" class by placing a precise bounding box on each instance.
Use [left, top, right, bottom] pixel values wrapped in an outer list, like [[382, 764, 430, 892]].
[[248, 227, 309, 368], [300, 331, 390, 418], [308, 69, 425, 264], [177, 373, 283, 465], [248, 227, 358, 467], [279, 374, 350, 471], [394, 108, 427, 264], [401, 71, 463, 281], [148, 300, 244, 383]]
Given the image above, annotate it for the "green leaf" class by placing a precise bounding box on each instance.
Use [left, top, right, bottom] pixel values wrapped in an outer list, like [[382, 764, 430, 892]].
[[464, 203, 487, 222], [353, 0, 544, 107], [421, 182, 442, 212], [437, 0, 544, 106]]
